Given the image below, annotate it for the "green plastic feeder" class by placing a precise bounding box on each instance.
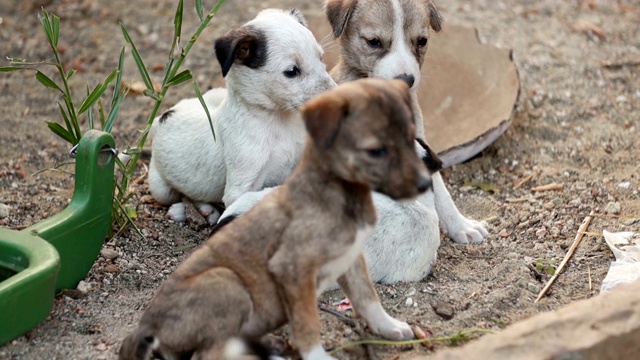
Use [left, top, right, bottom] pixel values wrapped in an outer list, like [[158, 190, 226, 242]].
[[0, 130, 116, 345]]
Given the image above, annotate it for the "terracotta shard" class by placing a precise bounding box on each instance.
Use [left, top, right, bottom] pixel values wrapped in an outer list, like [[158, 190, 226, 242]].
[[307, 14, 520, 168]]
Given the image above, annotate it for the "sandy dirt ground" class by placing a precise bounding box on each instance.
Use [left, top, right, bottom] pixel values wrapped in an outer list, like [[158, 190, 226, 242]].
[[0, 0, 639, 359]]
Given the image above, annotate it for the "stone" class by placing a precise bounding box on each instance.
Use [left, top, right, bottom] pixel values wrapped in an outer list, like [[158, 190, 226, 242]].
[[100, 248, 119, 260], [0, 203, 9, 219], [421, 281, 640, 360], [76, 280, 90, 293], [604, 201, 621, 215], [432, 301, 455, 320]]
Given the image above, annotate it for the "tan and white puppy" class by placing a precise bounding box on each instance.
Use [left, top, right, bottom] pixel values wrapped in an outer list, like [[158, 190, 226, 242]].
[[147, 9, 335, 224], [119, 79, 428, 360], [326, 0, 488, 244]]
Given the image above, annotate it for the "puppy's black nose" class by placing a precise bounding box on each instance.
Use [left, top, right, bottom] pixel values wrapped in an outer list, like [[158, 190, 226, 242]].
[[395, 74, 415, 88], [416, 175, 432, 193]]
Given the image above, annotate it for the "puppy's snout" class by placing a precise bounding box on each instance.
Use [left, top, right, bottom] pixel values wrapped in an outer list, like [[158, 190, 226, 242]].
[[416, 173, 432, 193], [394, 74, 415, 88]]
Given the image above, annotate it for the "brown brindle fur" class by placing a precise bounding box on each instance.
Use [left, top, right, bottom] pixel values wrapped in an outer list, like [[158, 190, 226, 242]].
[[119, 79, 430, 360]]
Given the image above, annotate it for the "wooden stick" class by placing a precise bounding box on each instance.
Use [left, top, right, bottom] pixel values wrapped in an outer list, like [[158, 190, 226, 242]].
[[535, 210, 595, 303], [531, 183, 564, 192]]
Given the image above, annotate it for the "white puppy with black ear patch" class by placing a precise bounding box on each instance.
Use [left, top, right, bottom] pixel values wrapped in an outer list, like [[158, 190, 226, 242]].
[[148, 9, 336, 223]]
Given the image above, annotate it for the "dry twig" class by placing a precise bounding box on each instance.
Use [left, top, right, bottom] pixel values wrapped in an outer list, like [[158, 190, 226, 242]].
[[531, 183, 564, 192], [535, 210, 595, 303]]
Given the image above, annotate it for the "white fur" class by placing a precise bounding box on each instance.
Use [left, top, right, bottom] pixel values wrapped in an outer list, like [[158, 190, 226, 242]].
[[301, 343, 336, 360], [372, 0, 421, 88], [358, 301, 414, 340], [148, 9, 335, 223]]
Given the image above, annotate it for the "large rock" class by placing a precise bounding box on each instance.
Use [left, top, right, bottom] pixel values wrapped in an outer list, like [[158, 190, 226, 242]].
[[424, 280, 640, 360]]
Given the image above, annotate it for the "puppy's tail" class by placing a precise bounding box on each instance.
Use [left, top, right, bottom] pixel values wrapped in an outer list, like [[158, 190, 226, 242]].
[[224, 337, 276, 360], [118, 328, 156, 360]]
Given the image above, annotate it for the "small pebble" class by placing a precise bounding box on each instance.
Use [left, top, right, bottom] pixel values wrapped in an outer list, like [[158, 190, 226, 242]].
[[432, 301, 455, 320], [527, 283, 541, 294], [499, 229, 510, 238], [0, 203, 10, 219], [405, 297, 414, 307], [604, 201, 621, 215], [100, 248, 119, 260], [535, 228, 547, 238], [76, 280, 90, 293], [618, 181, 631, 190]]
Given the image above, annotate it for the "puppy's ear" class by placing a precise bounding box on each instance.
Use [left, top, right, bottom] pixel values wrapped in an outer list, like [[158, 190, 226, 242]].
[[325, 0, 357, 38], [301, 93, 347, 150], [415, 138, 443, 172], [290, 8, 308, 27], [214, 26, 267, 77], [427, 1, 442, 32]]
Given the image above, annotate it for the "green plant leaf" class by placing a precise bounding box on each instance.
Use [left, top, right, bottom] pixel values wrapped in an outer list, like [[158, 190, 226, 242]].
[[37, 11, 61, 49], [66, 68, 77, 79], [46, 121, 76, 145], [172, 0, 184, 51], [35, 71, 63, 92], [110, 46, 126, 110], [195, 0, 204, 21], [124, 204, 137, 220], [166, 69, 192, 87], [86, 86, 95, 129], [103, 102, 120, 133], [57, 102, 74, 135], [78, 68, 118, 114], [193, 79, 215, 141], [63, 96, 82, 141], [0, 67, 29, 72], [121, 24, 154, 93]]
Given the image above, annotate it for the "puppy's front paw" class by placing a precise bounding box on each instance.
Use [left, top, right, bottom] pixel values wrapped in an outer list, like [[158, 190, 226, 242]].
[[370, 315, 414, 341], [167, 202, 187, 222], [301, 344, 336, 360], [444, 217, 488, 244], [361, 302, 414, 341]]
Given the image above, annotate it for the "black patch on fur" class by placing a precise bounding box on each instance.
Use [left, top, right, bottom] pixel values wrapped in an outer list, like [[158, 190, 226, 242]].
[[159, 109, 174, 124], [416, 138, 443, 172], [208, 214, 238, 237], [214, 26, 268, 77], [243, 338, 275, 360]]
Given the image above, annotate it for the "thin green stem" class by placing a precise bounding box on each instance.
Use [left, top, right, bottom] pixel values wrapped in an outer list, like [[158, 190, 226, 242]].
[[329, 328, 495, 355]]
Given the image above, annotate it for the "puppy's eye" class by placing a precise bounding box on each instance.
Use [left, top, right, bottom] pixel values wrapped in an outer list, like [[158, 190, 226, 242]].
[[366, 38, 382, 48], [367, 147, 388, 158], [417, 37, 428, 47], [283, 66, 301, 78]]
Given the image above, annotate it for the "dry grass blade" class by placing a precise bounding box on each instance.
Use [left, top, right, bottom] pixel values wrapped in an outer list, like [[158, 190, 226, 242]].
[[531, 183, 564, 192], [535, 210, 595, 303]]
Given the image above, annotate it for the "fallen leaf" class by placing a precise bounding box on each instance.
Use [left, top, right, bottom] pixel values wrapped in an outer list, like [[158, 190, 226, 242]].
[[573, 20, 606, 41], [463, 181, 499, 193]]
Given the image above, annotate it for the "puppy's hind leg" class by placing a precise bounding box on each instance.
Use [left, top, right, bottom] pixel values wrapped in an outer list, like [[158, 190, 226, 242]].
[[148, 157, 187, 222], [193, 201, 222, 225], [337, 255, 414, 341]]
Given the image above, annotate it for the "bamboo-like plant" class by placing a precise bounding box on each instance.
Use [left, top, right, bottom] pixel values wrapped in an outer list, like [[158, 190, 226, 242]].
[[1, 0, 226, 232]]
